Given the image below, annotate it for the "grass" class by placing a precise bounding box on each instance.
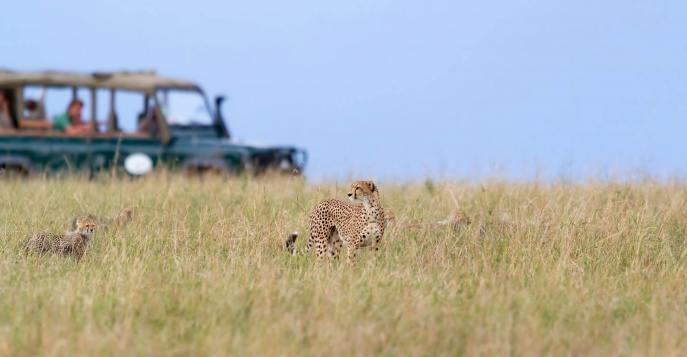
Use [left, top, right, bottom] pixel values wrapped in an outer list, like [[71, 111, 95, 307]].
[[2, 174, 687, 356]]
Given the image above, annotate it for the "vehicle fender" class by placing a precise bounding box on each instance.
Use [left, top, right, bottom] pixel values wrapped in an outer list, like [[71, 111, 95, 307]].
[[293, 149, 308, 171]]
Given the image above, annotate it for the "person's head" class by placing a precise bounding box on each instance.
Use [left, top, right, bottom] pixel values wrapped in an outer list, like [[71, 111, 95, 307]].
[[148, 106, 158, 121], [0, 91, 7, 104], [67, 99, 83, 121], [25, 99, 37, 111]]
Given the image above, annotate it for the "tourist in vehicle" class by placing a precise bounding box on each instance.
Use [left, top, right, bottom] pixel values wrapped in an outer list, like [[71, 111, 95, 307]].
[[17, 87, 54, 130], [137, 106, 160, 138], [19, 98, 52, 130], [0, 91, 17, 132], [54, 99, 90, 135], [24, 87, 47, 120]]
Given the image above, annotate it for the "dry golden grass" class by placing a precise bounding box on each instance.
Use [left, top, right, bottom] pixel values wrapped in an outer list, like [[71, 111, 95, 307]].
[[2, 174, 687, 356]]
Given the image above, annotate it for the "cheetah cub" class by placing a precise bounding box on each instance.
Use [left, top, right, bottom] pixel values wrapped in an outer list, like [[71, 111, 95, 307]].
[[24, 217, 97, 261], [72, 209, 132, 231], [286, 180, 386, 266]]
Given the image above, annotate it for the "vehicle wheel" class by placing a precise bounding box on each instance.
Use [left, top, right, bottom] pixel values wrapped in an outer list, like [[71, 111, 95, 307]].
[[0, 165, 29, 178], [185, 165, 234, 178]]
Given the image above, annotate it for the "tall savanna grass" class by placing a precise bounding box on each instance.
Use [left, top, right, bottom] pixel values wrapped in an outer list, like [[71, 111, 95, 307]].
[[1, 174, 687, 356]]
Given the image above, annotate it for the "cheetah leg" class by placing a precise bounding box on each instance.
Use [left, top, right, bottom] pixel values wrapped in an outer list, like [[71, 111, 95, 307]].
[[363, 225, 382, 254], [305, 236, 314, 255], [370, 240, 379, 253], [311, 225, 329, 264], [346, 241, 361, 267], [315, 239, 328, 264], [332, 239, 343, 260], [328, 228, 342, 260], [74, 246, 86, 262], [371, 232, 382, 253]]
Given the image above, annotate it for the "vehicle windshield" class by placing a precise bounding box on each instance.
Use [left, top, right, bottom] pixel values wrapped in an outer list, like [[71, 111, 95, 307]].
[[155, 89, 213, 126]]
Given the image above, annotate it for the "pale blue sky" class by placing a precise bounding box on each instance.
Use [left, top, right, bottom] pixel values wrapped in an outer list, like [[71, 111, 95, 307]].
[[2, 1, 686, 181]]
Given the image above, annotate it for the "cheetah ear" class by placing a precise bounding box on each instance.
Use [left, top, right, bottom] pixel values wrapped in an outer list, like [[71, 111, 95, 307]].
[[366, 180, 376, 192]]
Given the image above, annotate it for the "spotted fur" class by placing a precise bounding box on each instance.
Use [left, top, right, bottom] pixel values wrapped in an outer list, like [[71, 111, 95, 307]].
[[286, 180, 386, 266], [24, 217, 97, 261]]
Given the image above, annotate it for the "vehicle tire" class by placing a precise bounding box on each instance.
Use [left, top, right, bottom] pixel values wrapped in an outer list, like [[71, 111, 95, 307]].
[[0, 164, 29, 178], [182, 158, 236, 178], [185, 165, 235, 178]]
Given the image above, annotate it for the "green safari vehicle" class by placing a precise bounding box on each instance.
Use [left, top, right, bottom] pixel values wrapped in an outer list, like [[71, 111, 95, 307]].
[[0, 70, 307, 177]]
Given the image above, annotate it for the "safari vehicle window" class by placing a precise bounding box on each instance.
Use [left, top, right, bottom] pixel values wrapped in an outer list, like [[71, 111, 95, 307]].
[[113, 91, 149, 133], [94, 89, 111, 131], [19, 87, 160, 137], [22, 86, 48, 120], [21, 86, 97, 128], [23, 86, 73, 122], [156, 89, 213, 126]]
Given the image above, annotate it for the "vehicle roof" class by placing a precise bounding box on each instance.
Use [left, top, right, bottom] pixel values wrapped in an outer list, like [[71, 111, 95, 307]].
[[0, 70, 200, 93]]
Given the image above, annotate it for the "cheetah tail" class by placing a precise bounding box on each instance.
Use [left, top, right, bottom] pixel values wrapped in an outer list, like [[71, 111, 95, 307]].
[[71, 215, 80, 229], [285, 231, 298, 255]]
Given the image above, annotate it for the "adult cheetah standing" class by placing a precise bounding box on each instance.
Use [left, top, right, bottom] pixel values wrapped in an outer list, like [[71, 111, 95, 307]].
[[286, 180, 386, 266]]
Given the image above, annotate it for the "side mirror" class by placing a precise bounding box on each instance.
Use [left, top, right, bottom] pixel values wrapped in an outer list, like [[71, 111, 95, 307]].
[[215, 95, 226, 109], [214, 95, 230, 139]]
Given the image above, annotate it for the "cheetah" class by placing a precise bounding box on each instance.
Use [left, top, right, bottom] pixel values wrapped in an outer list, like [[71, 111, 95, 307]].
[[435, 211, 471, 230], [24, 217, 97, 261], [384, 210, 396, 229], [285, 180, 386, 266], [72, 209, 132, 231]]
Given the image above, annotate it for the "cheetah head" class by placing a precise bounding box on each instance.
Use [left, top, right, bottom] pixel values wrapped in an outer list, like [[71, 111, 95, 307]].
[[118, 209, 134, 221], [348, 180, 377, 202], [75, 217, 97, 238]]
